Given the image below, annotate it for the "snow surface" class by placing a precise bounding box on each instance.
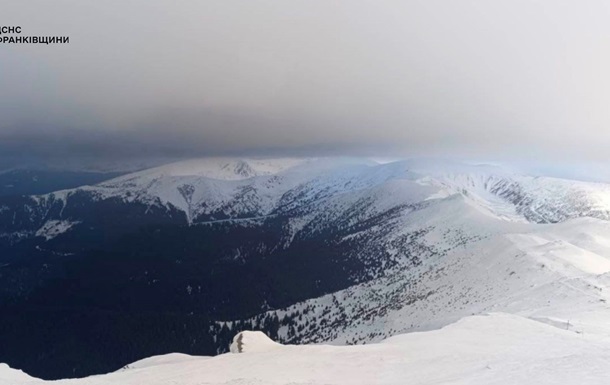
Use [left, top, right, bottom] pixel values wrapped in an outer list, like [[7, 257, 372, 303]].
[[229, 331, 281, 353], [2, 313, 610, 385]]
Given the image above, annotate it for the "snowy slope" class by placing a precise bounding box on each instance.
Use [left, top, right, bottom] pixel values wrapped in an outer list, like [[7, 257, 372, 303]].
[[223, 200, 610, 348], [3, 313, 610, 385], [64, 157, 386, 224]]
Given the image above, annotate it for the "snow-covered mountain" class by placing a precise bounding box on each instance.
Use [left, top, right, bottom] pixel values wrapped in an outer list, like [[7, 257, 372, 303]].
[[3, 313, 610, 385], [2, 157, 610, 381], [4, 156, 610, 240]]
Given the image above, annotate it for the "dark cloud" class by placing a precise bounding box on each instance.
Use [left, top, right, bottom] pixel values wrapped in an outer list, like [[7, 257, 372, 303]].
[[2, 1, 610, 169]]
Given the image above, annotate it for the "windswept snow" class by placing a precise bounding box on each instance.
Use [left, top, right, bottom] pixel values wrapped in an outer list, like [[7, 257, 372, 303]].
[[0, 364, 36, 384], [3, 313, 610, 385], [508, 233, 610, 275], [119, 353, 203, 371]]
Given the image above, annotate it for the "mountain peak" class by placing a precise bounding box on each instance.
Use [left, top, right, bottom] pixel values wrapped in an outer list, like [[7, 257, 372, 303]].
[[104, 157, 311, 182]]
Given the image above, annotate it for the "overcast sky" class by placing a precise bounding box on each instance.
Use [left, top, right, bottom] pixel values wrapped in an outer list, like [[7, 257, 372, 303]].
[[2, 1, 610, 168]]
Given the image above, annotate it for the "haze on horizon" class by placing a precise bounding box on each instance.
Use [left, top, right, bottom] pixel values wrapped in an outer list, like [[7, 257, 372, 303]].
[[2, 1, 610, 169]]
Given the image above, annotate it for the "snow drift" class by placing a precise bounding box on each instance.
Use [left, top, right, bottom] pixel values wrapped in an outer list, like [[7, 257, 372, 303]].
[[2, 313, 610, 385]]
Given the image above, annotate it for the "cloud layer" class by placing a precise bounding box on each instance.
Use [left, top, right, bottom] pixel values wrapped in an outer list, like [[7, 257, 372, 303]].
[[2, 1, 610, 167]]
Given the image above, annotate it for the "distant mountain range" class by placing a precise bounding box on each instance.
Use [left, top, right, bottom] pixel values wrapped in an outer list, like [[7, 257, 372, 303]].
[[0, 169, 124, 197], [2, 157, 610, 379]]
